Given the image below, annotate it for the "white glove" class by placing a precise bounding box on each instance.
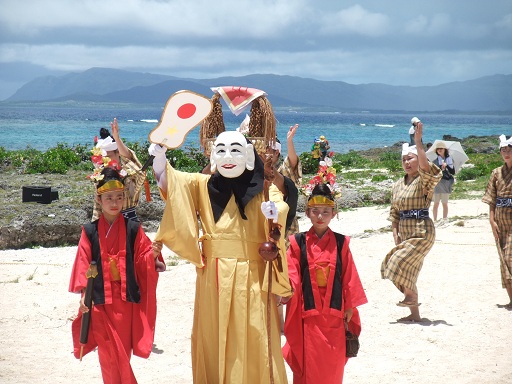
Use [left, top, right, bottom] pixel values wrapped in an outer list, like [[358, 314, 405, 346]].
[[148, 143, 167, 176], [149, 143, 167, 157], [261, 201, 278, 223]]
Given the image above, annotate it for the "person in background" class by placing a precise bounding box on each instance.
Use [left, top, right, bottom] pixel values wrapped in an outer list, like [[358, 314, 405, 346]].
[[274, 124, 302, 248], [409, 117, 421, 146], [431, 141, 456, 222], [482, 134, 512, 309], [319, 135, 330, 160], [69, 167, 165, 383], [91, 118, 146, 222], [381, 122, 441, 322], [311, 138, 321, 162], [282, 183, 367, 383]]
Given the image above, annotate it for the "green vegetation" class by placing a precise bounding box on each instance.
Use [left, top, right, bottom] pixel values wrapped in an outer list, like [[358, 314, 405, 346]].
[[0, 138, 504, 205], [0, 141, 209, 181]]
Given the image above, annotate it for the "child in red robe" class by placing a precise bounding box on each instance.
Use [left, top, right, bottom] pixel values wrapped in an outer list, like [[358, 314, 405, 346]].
[[69, 167, 165, 383], [282, 183, 367, 383]]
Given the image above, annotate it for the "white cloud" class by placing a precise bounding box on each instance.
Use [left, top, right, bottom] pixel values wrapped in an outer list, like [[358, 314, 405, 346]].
[[1, 0, 306, 39], [319, 5, 390, 36]]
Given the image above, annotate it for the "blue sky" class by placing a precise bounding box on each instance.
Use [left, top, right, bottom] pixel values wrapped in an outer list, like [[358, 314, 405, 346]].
[[1, 0, 511, 100]]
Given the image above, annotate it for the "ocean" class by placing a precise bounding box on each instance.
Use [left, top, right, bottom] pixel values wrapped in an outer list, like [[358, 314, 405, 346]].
[[0, 103, 510, 155]]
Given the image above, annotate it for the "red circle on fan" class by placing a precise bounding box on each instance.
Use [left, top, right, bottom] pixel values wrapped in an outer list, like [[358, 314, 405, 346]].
[[177, 103, 196, 119]]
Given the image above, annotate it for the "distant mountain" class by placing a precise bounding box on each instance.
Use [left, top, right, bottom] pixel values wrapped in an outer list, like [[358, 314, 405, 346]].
[[8, 67, 176, 102], [5, 68, 512, 112]]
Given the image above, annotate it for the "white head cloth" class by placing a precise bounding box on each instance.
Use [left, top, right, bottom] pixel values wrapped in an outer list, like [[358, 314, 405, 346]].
[[410, 117, 420, 132], [236, 114, 250, 135], [499, 134, 512, 148], [401, 143, 418, 157], [96, 136, 118, 154]]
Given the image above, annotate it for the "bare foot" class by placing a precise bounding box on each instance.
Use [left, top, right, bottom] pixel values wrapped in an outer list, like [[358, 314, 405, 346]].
[[397, 314, 422, 323]]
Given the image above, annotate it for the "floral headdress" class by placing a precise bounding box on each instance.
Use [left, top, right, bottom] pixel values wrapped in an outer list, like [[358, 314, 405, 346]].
[[300, 156, 342, 199], [87, 145, 132, 184]]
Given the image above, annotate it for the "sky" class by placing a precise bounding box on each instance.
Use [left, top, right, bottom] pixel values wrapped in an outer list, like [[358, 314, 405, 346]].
[[1, 0, 511, 100]]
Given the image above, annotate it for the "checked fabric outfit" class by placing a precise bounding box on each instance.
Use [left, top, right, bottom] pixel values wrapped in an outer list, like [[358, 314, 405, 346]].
[[381, 162, 441, 293], [278, 156, 303, 248], [482, 164, 512, 286]]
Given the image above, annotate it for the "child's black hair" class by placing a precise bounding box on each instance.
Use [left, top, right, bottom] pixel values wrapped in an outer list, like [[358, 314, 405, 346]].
[[309, 183, 334, 201], [96, 167, 123, 190]]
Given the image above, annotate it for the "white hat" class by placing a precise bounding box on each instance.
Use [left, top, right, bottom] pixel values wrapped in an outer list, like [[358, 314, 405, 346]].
[[499, 134, 512, 148], [401, 143, 418, 157], [96, 136, 118, 154], [410, 117, 421, 132]]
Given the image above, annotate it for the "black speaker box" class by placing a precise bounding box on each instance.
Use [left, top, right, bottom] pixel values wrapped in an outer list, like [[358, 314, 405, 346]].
[[22, 186, 59, 204]]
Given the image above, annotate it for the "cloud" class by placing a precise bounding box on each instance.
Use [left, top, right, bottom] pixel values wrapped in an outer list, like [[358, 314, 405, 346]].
[[1, 0, 306, 39], [0, 0, 511, 100], [318, 5, 390, 36]]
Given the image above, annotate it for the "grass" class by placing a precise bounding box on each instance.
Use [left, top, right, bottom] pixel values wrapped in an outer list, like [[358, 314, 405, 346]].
[[167, 255, 182, 267], [27, 267, 38, 281]]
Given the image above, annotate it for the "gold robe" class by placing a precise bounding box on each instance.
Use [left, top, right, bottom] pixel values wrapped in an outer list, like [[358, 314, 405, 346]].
[[156, 164, 291, 383]]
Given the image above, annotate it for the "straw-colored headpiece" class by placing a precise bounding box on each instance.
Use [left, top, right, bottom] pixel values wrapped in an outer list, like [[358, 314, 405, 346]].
[[199, 87, 277, 156]]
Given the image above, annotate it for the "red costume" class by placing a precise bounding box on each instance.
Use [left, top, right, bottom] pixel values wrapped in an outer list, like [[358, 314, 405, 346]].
[[69, 215, 161, 384], [283, 228, 367, 384]]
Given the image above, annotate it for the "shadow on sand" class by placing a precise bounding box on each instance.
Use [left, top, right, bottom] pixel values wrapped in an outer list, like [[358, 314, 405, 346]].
[[391, 318, 453, 326]]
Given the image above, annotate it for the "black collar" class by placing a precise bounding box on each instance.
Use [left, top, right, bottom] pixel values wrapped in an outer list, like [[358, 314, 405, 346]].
[[207, 151, 264, 223]]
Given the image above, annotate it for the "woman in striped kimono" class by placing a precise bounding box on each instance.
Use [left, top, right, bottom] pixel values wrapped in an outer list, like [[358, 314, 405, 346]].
[[482, 135, 512, 309], [381, 122, 441, 322]]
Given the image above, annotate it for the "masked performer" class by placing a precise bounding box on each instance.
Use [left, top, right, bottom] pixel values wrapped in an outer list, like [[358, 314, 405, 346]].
[[91, 118, 146, 222], [151, 89, 292, 383], [283, 183, 367, 384], [69, 167, 165, 383], [381, 121, 441, 322]]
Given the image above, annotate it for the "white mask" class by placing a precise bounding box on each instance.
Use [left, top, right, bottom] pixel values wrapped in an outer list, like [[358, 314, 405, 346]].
[[210, 131, 255, 178]]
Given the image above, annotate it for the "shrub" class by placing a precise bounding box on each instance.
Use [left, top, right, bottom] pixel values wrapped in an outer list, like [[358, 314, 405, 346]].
[[456, 167, 480, 181], [26, 144, 81, 174], [167, 149, 204, 173], [378, 151, 402, 172], [332, 151, 369, 169], [299, 152, 321, 174]]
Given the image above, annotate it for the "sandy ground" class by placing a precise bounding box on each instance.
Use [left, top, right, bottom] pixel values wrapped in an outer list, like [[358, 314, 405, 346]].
[[0, 198, 511, 384]]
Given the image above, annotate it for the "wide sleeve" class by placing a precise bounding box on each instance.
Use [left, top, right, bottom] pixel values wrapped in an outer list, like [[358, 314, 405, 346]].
[[282, 235, 305, 376], [419, 161, 442, 198], [341, 236, 368, 310], [278, 155, 303, 185], [154, 164, 205, 266], [132, 226, 160, 358], [69, 228, 93, 293], [482, 168, 499, 206], [341, 236, 367, 339], [387, 181, 401, 224]]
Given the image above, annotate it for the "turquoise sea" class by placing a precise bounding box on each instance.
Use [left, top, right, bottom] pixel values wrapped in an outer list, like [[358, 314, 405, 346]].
[[0, 103, 510, 155]]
